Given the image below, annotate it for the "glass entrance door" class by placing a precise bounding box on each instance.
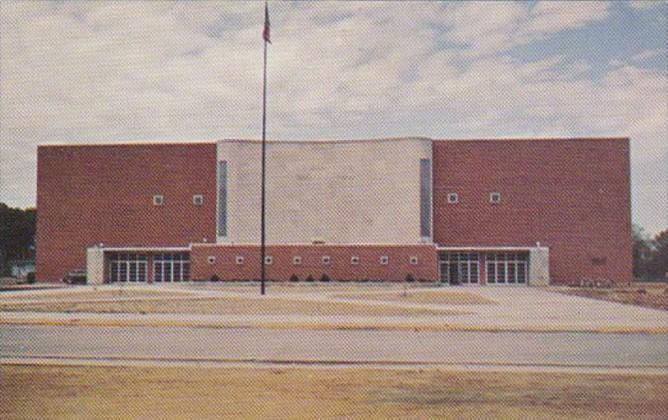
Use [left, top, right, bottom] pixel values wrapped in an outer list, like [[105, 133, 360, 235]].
[[486, 252, 529, 285], [439, 252, 480, 284], [108, 254, 148, 283]]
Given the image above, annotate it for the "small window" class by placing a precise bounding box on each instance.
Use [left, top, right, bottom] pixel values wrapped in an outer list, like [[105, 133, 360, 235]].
[[207, 256, 216, 265], [292, 256, 302, 265], [591, 257, 607, 266], [380, 256, 389, 265], [153, 195, 164, 206], [447, 193, 459, 204], [193, 194, 204, 206], [351, 256, 360, 265], [489, 192, 502, 204], [264, 256, 273, 265], [235, 256, 244, 265], [410, 256, 419, 265], [321, 255, 331, 265]]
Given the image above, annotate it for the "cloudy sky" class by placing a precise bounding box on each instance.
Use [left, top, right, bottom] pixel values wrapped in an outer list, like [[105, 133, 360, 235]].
[[0, 1, 666, 234]]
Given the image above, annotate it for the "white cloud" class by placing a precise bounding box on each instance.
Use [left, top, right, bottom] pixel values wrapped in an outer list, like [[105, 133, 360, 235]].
[[525, 1, 610, 35], [0, 1, 666, 233], [631, 49, 665, 62], [440, 1, 610, 56], [628, 1, 665, 11]]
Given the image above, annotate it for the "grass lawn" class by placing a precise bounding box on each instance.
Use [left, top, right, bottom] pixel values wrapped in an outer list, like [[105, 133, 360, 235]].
[[559, 282, 668, 311], [0, 295, 459, 317], [335, 289, 495, 305], [1, 364, 665, 420]]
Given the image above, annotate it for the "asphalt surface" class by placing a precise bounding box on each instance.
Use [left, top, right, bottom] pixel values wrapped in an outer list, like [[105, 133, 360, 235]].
[[1, 325, 667, 370]]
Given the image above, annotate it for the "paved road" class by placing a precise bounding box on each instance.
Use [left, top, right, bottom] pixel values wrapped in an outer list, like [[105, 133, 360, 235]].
[[1, 325, 667, 370]]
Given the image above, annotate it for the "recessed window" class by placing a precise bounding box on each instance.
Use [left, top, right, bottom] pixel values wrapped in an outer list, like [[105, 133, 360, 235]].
[[489, 192, 502, 204], [207, 256, 216, 265], [193, 194, 204, 206], [447, 193, 459, 204], [235, 256, 244, 265], [380, 256, 389, 265], [218, 161, 227, 236], [321, 256, 331, 265], [264, 256, 273, 265], [351, 256, 360, 265], [153, 195, 164, 206], [292, 256, 302, 265], [410, 256, 419, 265]]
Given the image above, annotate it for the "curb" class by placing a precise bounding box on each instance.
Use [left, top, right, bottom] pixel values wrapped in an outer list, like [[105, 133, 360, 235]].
[[1, 317, 667, 335]]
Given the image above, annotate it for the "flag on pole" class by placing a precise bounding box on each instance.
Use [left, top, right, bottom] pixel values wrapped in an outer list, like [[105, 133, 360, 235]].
[[263, 2, 271, 43]]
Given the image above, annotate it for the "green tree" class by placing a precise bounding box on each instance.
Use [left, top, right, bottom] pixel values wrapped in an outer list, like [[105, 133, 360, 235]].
[[632, 224, 653, 279], [0, 203, 37, 275], [649, 230, 667, 281]]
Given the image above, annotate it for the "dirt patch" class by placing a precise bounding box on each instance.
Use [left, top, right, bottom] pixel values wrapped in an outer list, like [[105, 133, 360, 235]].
[[560, 283, 668, 311], [335, 289, 495, 305], [0, 296, 457, 317], [1, 364, 665, 420]]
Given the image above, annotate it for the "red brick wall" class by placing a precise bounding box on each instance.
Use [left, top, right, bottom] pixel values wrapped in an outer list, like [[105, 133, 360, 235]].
[[191, 244, 439, 282], [36, 143, 217, 282], [432, 138, 632, 285]]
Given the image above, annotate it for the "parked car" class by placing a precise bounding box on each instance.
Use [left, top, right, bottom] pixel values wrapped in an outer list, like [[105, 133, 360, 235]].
[[62, 269, 87, 285]]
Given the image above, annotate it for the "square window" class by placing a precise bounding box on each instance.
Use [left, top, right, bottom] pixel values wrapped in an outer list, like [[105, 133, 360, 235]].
[[380, 256, 389, 265], [207, 256, 216, 265], [410, 256, 419, 265], [235, 256, 244, 265], [193, 194, 204, 206], [447, 193, 459, 204], [350, 256, 360, 265], [489, 192, 502, 204], [321, 255, 331, 265], [264, 256, 273, 265], [153, 195, 164, 206], [293, 256, 302, 265]]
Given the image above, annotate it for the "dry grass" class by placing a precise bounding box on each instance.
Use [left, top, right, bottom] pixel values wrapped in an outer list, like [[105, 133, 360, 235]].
[[560, 282, 668, 311], [0, 295, 457, 317], [0, 289, 188, 302], [335, 289, 495, 305], [1, 364, 666, 420]]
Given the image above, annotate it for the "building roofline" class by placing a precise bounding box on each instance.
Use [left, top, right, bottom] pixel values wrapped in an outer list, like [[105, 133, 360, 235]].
[[218, 137, 432, 145], [38, 140, 217, 148], [38, 136, 629, 147], [432, 137, 629, 142]]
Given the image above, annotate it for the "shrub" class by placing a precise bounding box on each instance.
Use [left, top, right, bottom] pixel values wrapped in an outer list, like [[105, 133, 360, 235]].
[[289, 274, 300, 282], [25, 272, 36, 284], [405, 274, 415, 283], [320, 273, 331, 282], [305, 275, 315, 282]]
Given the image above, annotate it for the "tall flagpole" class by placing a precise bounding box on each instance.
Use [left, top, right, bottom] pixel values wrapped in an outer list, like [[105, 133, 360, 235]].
[[260, 2, 270, 296]]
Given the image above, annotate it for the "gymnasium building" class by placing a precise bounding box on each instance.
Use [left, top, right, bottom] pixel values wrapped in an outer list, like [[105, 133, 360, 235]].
[[35, 137, 632, 286]]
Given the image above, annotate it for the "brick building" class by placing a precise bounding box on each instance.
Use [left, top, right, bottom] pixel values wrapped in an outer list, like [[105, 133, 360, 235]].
[[36, 137, 632, 286]]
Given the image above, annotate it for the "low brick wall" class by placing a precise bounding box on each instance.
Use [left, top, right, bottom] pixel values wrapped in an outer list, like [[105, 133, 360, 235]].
[[191, 244, 439, 282]]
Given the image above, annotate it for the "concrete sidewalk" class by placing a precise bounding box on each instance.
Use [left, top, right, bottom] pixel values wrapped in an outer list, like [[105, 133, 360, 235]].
[[3, 325, 667, 371], [1, 284, 667, 333]]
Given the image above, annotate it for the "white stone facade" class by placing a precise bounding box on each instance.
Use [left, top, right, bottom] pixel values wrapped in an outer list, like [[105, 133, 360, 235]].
[[217, 138, 433, 245]]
